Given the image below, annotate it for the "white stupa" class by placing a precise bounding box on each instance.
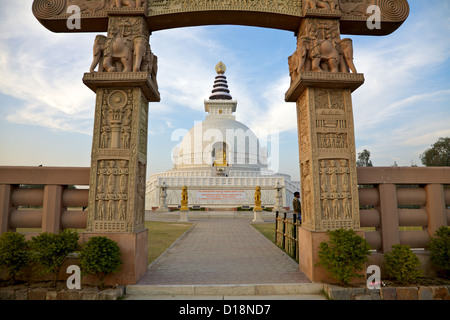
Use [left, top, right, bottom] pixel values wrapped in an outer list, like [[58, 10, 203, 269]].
[[145, 62, 300, 210]]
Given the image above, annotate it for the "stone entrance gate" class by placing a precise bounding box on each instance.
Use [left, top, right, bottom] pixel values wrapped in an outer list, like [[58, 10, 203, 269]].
[[29, 0, 410, 284]]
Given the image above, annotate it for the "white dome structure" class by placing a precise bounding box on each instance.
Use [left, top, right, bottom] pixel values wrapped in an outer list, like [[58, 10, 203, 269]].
[[173, 66, 267, 171], [146, 62, 300, 210]]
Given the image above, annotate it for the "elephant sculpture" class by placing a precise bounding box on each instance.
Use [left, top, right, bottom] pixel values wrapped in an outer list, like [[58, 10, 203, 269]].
[[288, 37, 311, 82], [89, 33, 159, 88], [289, 36, 340, 74], [89, 35, 107, 73], [103, 36, 134, 72], [133, 35, 148, 72], [339, 38, 357, 73], [288, 29, 358, 82], [310, 38, 340, 73]]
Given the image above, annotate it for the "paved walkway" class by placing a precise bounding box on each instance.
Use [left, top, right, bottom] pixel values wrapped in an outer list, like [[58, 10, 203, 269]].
[[136, 216, 311, 286]]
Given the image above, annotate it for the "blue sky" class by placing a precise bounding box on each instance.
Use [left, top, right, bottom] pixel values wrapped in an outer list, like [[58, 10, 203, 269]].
[[0, 0, 449, 181]]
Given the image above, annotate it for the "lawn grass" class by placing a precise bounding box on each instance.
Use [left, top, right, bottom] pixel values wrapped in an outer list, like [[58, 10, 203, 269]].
[[145, 221, 193, 265], [251, 222, 276, 244]]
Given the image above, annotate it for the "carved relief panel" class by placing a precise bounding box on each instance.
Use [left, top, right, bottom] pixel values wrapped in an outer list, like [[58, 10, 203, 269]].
[[318, 158, 354, 230], [296, 86, 360, 231], [313, 88, 351, 156], [88, 87, 148, 233], [148, 0, 302, 17]]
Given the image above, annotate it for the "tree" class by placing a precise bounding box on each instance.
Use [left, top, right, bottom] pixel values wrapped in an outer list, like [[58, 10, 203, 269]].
[[356, 149, 373, 167], [420, 137, 450, 167]]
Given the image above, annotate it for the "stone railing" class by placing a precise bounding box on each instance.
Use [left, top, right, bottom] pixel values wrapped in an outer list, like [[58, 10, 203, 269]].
[[0, 167, 89, 234], [1, 166, 449, 244], [357, 167, 450, 253]]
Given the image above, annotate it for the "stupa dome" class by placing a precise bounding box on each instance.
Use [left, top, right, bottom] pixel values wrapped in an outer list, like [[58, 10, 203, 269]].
[[172, 62, 267, 170]]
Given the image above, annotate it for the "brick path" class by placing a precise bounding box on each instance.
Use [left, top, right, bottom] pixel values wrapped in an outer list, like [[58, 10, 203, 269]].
[[137, 218, 311, 285]]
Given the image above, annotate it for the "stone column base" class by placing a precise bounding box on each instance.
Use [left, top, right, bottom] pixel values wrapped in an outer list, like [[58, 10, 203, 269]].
[[81, 229, 148, 285], [252, 210, 264, 223], [298, 227, 366, 283], [298, 227, 334, 283]]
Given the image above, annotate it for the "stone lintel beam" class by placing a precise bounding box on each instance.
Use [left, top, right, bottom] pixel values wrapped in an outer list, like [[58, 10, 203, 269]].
[[32, 0, 409, 35]]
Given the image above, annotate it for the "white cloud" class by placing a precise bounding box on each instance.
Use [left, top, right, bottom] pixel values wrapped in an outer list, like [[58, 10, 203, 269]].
[[0, 1, 96, 134]]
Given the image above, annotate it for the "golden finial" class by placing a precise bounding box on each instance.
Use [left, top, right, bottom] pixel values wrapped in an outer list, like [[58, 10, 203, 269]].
[[215, 61, 226, 74]]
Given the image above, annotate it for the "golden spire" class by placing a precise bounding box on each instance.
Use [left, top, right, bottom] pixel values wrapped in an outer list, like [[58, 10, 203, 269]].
[[215, 61, 226, 74]]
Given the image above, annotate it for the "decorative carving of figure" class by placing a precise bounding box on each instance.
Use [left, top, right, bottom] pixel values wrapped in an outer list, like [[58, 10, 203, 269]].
[[320, 171, 328, 193], [331, 196, 340, 219], [328, 0, 339, 10], [306, 0, 339, 11], [121, 126, 131, 149], [122, 106, 132, 126], [118, 199, 126, 220], [302, 163, 312, 224], [339, 159, 350, 192], [329, 160, 338, 193], [111, 0, 147, 9], [290, 20, 351, 76], [133, 35, 148, 72], [340, 38, 357, 73], [288, 36, 311, 82], [339, 0, 373, 16], [112, 0, 136, 8], [137, 162, 146, 224], [180, 185, 189, 210], [107, 160, 117, 198], [151, 55, 158, 89], [322, 197, 330, 219], [90, 35, 107, 72], [98, 199, 105, 220], [69, 0, 107, 14], [107, 199, 115, 220], [102, 18, 135, 72], [342, 195, 351, 219], [309, 29, 340, 73], [100, 125, 110, 148], [254, 186, 263, 211], [119, 160, 129, 194], [97, 160, 107, 194]]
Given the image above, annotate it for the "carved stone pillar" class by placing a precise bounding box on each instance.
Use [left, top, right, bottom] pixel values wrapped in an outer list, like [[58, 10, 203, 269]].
[[286, 16, 365, 282], [82, 10, 159, 285]]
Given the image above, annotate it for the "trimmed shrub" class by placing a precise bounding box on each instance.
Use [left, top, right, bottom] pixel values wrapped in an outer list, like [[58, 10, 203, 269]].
[[384, 244, 422, 284], [0, 232, 30, 283], [79, 236, 122, 289], [429, 226, 450, 277], [317, 228, 371, 285], [30, 229, 80, 286]]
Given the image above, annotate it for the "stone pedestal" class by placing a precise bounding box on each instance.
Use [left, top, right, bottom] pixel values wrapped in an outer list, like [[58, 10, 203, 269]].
[[252, 210, 264, 223], [179, 210, 189, 222], [81, 229, 148, 285]]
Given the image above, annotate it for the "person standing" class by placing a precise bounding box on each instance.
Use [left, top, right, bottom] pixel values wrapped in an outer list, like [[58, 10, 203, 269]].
[[293, 191, 301, 224]]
